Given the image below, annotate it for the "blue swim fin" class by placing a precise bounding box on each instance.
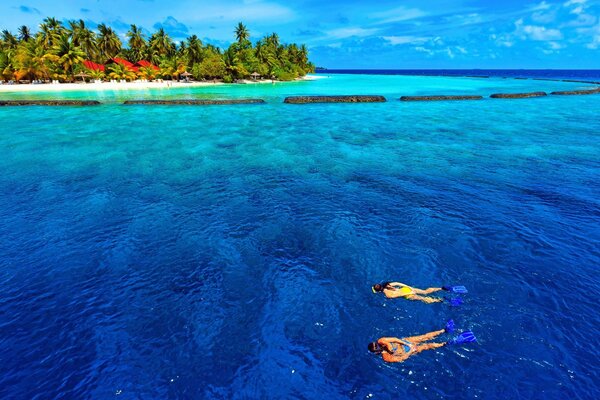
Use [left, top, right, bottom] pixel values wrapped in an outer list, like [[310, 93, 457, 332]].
[[445, 319, 455, 333], [442, 285, 468, 294], [448, 330, 477, 346], [445, 297, 463, 307]]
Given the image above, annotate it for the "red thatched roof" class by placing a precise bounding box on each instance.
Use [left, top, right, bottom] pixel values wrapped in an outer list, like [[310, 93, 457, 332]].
[[83, 60, 105, 72], [135, 60, 160, 71], [106, 58, 139, 72]]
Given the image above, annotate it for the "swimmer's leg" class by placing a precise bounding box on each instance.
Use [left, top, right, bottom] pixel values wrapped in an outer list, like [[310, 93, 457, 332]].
[[404, 329, 445, 344], [411, 287, 443, 295], [405, 294, 443, 304], [414, 342, 446, 353]]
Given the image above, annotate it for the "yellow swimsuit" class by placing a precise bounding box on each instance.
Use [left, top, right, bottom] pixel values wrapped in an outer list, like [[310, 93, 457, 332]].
[[396, 286, 414, 297]]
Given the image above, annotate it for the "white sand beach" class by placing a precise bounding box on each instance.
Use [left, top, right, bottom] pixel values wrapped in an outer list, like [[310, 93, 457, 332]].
[[0, 75, 325, 93]]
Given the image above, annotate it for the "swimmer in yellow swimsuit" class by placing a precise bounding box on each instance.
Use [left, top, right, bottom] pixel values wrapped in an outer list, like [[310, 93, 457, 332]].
[[371, 281, 443, 303]]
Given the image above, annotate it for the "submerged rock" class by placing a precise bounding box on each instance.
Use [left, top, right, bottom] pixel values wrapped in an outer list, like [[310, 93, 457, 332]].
[[284, 95, 386, 104], [550, 88, 600, 96], [561, 79, 600, 84], [0, 100, 101, 106], [123, 99, 265, 105], [490, 92, 547, 99], [399, 95, 483, 101]]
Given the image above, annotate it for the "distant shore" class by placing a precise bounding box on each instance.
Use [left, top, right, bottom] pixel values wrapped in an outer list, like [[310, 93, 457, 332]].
[[0, 75, 325, 93]]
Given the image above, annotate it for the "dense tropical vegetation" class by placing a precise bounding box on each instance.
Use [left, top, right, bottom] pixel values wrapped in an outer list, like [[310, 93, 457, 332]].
[[0, 19, 314, 83]]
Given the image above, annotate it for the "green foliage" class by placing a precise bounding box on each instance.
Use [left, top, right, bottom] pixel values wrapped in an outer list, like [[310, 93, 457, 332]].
[[0, 19, 313, 83], [108, 63, 136, 81], [126, 24, 146, 63], [192, 51, 225, 79]]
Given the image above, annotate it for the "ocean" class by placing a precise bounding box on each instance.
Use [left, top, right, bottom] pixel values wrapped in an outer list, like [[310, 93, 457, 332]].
[[1, 73, 599, 399], [316, 69, 600, 81]]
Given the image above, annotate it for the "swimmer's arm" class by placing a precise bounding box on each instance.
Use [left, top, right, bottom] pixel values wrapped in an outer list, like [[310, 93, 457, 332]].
[[382, 352, 409, 363], [387, 282, 408, 288], [378, 337, 403, 345]]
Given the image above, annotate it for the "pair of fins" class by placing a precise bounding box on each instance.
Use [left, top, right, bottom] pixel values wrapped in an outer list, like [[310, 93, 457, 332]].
[[442, 285, 468, 307], [445, 319, 477, 346]]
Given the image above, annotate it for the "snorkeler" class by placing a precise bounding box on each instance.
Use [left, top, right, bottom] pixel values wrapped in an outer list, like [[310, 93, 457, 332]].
[[371, 281, 467, 304], [368, 320, 477, 363]]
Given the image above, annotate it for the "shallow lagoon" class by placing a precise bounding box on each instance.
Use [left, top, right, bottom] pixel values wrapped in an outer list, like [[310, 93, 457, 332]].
[[1, 74, 599, 399]]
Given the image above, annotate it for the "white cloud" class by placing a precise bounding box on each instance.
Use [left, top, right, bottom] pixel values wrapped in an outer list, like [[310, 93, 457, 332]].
[[564, 0, 587, 15], [523, 25, 563, 40], [451, 13, 484, 26], [533, 1, 552, 11], [548, 41, 564, 49], [532, 10, 556, 23], [579, 21, 600, 48], [562, 13, 597, 27], [382, 35, 429, 45], [326, 27, 379, 39], [370, 6, 427, 24], [414, 46, 433, 55], [184, 1, 294, 23], [516, 18, 563, 40]]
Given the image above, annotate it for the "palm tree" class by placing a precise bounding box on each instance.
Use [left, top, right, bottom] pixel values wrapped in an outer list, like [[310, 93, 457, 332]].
[[97, 23, 122, 60], [15, 39, 50, 80], [159, 56, 185, 80], [149, 28, 174, 57], [69, 20, 97, 60], [288, 43, 299, 64], [185, 35, 203, 66], [0, 20, 314, 83], [44, 17, 63, 31], [137, 65, 157, 81], [235, 22, 249, 44], [0, 50, 15, 80], [267, 33, 280, 48], [49, 33, 86, 81], [1, 30, 18, 49], [18, 26, 31, 42], [223, 46, 246, 79], [108, 63, 136, 81], [256, 40, 277, 73], [88, 69, 105, 81], [126, 24, 146, 62], [299, 44, 309, 69], [39, 17, 63, 49]]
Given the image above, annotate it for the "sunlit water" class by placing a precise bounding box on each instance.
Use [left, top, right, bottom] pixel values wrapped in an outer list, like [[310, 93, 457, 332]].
[[1, 74, 599, 399]]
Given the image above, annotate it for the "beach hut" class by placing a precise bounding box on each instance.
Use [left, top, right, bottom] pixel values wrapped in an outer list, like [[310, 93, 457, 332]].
[[181, 71, 193, 82], [251, 72, 261, 81], [75, 72, 90, 83]]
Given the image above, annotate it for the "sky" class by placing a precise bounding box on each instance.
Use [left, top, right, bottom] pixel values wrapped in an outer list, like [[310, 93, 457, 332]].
[[1, 0, 599, 68]]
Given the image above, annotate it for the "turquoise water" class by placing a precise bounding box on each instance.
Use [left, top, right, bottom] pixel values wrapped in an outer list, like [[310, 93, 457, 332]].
[[1, 75, 599, 399], [1, 73, 596, 102]]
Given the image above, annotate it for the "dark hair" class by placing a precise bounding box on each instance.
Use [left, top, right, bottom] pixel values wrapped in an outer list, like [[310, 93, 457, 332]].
[[368, 342, 382, 353], [372, 284, 384, 292]]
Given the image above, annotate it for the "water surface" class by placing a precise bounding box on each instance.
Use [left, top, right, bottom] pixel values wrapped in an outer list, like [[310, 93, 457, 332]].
[[1, 74, 599, 399]]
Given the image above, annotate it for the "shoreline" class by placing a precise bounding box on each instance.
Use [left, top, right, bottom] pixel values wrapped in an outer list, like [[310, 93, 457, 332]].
[[0, 75, 325, 93]]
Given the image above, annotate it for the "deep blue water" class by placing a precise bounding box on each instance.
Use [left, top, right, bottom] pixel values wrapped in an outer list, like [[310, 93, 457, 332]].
[[1, 74, 600, 399], [317, 69, 600, 81]]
